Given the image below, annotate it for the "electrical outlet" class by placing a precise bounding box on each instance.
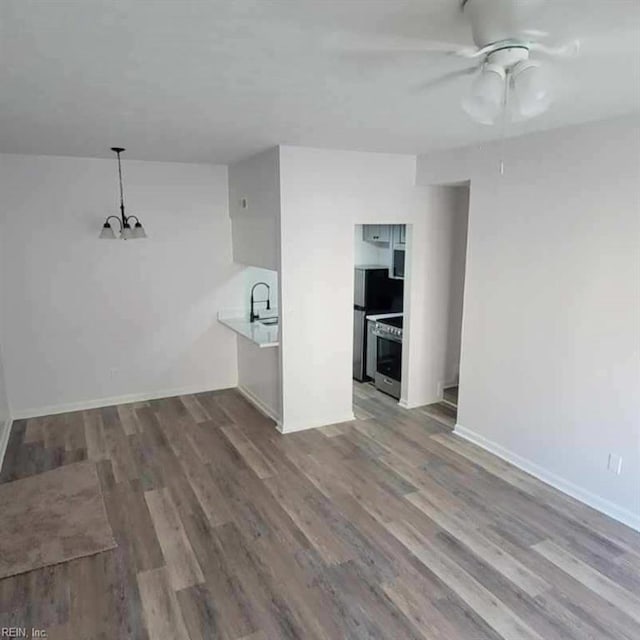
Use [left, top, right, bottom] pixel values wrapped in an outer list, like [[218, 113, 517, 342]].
[[240, 196, 248, 210], [109, 367, 118, 379], [607, 453, 623, 475]]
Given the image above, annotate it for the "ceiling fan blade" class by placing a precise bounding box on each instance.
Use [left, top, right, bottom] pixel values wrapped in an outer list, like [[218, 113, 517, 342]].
[[321, 31, 475, 56], [570, 29, 640, 57], [519, 28, 550, 39], [412, 65, 479, 94], [529, 39, 580, 58]]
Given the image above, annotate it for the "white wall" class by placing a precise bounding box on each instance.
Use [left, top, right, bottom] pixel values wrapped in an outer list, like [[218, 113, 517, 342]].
[[0, 153, 243, 417], [0, 341, 10, 469], [0, 212, 11, 462], [444, 187, 469, 385], [278, 146, 465, 432], [417, 115, 640, 530], [403, 186, 470, 409], [228, 147, 280, 270], [0, 348, 9, 427]]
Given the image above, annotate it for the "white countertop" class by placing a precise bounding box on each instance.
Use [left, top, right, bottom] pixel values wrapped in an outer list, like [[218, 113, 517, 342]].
[[366, 312, 403, 321], [218, 310, 279, 348]]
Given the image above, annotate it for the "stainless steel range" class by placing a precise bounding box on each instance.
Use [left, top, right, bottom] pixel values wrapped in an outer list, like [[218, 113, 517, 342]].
[[372, 316, 403, 399]]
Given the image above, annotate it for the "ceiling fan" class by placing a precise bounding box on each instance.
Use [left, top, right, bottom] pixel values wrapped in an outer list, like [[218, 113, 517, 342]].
[[325, 0, 581, 126]]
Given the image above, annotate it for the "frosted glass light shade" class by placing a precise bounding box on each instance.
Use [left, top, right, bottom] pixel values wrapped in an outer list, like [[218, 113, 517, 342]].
[[99, 222, 117, 239], [121, 224, 133, 240], [131, 222, 147, 239], [462, 64, 506, 125], [512, 61, 552, 119]]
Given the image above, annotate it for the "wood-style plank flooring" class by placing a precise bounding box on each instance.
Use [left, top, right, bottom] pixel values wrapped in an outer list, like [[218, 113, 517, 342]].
[[1, 382, 639, 639]]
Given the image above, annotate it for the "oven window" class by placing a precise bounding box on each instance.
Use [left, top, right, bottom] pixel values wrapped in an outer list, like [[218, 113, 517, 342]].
[[376, 337, 402, 381]]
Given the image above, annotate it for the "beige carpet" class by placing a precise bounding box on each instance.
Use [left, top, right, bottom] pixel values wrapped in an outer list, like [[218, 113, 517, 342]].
[[0, 460, 117, 579]]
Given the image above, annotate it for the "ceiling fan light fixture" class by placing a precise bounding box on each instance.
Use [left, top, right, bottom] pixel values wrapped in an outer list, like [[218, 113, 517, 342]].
[[461, 63, 506, 125], [511, 60, 553, 119]]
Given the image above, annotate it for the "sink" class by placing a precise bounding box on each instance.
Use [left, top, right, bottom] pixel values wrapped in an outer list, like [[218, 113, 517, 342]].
[[259, 317, 278, 326]]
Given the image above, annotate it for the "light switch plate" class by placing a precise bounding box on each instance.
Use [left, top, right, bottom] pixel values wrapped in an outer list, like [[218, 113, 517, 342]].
[[607, 453, 623, 475]]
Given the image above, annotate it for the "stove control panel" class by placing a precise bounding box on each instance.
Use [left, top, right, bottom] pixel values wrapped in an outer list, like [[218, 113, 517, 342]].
[[373, 321, 403, 341]]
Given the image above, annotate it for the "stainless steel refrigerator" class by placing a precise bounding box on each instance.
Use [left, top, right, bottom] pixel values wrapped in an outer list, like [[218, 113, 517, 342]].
[[353, 266, 403, 382]]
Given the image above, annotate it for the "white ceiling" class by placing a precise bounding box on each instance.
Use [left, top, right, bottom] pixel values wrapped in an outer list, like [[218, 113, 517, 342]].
[[1, 0, 639, 164]]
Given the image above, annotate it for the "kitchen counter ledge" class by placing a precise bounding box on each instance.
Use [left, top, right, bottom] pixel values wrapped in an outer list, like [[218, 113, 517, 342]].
[[218, 310, 279, 348]]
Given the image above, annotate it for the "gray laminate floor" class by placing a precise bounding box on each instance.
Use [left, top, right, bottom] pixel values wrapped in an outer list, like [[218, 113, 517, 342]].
[[0, 383, 638, 639]]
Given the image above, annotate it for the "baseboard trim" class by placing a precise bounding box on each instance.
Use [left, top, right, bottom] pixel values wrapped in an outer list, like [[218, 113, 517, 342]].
[[437, 379, 458, 400], [454, 424, 640, 533], [237, 385, 280, 424], [0, 418, 13, 473], [399, 397, 439, 410], [277, 412, 356, 434], [11, 384, 234, 419]]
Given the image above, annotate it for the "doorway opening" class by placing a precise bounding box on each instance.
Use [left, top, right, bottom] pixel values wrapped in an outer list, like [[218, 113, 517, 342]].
[[422, 183, 470, 427], [352, 223, 408, 417], [351, 185, 470, 428]]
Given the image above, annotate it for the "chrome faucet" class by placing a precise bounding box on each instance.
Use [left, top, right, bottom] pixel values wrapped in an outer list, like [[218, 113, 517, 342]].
[[250, 282, 271, 322]]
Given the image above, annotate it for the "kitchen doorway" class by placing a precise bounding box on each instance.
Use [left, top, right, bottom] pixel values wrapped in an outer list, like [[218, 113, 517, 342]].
[[352, 223, 408, 415]]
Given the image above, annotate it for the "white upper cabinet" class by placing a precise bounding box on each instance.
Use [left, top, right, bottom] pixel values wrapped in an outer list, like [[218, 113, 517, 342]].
[[363, 224, 406, 246], [362, 224, 391, 243]]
